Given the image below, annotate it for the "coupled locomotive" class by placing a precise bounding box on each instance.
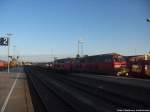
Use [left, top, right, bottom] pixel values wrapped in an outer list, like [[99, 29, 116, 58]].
[[125, 55, 150, 77], [50, 53, 128, 76]]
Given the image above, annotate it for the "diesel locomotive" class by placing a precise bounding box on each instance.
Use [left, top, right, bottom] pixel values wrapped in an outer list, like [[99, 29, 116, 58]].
[[125, 55, 150, 77], [50, 53, 128, 76]]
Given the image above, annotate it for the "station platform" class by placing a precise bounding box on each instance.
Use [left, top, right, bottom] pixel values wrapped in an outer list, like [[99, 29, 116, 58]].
[[0, 67, 34, 112]]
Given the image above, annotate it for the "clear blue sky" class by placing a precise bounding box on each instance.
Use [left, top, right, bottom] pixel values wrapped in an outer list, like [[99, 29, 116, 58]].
[[0, 0, 150, 60]]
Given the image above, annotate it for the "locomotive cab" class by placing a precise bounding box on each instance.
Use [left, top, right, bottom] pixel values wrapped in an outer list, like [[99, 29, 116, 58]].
[[113, 55, 128, 76]]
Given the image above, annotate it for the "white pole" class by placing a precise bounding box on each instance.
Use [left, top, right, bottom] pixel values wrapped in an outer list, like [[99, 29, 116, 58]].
[[13, 45, 16, 58], [81, 42, 83, 57], [8, 38, 10, 74], [78, 40, 79, 56]]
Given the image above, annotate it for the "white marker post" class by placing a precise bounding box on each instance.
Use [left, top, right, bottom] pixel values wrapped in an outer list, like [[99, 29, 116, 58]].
[[5, 33, 12, 74], [7, 37, 10, 74]]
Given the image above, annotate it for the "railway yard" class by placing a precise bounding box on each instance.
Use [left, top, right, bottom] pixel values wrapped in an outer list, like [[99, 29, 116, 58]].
[[0, 53, 150, 112], [24, 66, 150, 112], [0, 65, 150, 112], [1, 0, 150, 111]]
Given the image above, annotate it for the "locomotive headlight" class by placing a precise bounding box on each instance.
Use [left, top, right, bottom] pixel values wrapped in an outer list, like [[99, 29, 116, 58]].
[[114, 64, 121, 68]]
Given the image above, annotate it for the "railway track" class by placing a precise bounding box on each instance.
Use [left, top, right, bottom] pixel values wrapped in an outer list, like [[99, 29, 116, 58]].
[[24, 67, 75, 112], [24, 66, 150, 112]]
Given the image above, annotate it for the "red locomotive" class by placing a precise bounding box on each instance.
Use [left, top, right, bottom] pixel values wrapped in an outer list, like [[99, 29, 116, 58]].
[[51, 53, 128, 76]]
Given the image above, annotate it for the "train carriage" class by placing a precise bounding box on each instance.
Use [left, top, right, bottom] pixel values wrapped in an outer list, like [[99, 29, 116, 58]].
[[54, 58, 73, 72], [0, 60, 8, 70]]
